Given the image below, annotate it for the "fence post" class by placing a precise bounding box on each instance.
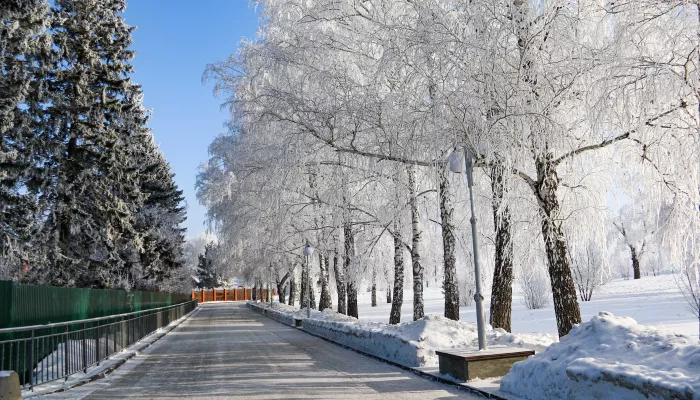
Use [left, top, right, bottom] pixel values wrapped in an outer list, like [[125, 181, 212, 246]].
[[224, 289, 227, 301]]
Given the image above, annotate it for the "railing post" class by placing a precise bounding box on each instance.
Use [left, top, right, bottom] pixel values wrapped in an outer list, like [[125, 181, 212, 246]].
[[105, 319, 109, 360], [29, 329, 34, 391], [64, 325, 69, 380], [96, 321, 100, 366], [82, 322, 87, 373]]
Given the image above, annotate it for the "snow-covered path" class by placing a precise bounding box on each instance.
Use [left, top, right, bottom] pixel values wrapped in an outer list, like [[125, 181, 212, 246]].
[[43, 302, 477, 399]]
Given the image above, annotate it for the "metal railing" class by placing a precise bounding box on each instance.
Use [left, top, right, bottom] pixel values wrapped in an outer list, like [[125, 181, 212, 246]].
[[0, 300, 197, 391]]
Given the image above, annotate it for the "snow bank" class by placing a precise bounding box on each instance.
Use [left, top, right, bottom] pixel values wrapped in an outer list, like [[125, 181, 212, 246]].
[[248, 301, 556, 367], [501, 311, 700, 400], [247, 301, 296, 326]]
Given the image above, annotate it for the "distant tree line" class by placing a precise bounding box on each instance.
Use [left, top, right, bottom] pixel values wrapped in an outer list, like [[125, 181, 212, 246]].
[[1, 0, 188, 291]]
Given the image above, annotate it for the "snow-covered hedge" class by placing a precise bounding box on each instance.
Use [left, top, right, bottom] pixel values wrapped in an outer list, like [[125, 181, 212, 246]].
[[247, 301, 296, 326], [248, 301, 556, 368], [501, 312, 700, 400]]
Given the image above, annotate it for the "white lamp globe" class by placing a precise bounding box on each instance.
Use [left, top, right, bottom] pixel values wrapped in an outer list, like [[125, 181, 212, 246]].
[[303, 246, 314, 257], [449, 150, 465, 173]]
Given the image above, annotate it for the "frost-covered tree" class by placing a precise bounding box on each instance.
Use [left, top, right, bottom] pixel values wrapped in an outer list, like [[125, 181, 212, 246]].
[[613, 204, 660, 280], [133, 132, 187, 289], [201, 0, 699, 338], [1, 0, 188, 290], [196, 242, 218, 289], [570, 241, 606, 302], [0, 0, 51, 280]]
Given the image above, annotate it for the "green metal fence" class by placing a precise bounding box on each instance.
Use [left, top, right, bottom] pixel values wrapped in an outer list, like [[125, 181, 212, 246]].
[[0, 281, 191, 329]]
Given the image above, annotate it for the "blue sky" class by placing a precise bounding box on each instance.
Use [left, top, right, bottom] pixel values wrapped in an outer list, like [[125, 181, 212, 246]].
[[123, 1, 259, 238]]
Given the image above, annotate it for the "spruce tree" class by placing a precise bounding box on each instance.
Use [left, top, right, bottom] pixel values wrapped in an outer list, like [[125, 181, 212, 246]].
[[0, 0, 50, 279], [42, 0, 143, 287], [196, 242, 218, 289], [132, 131, 187, 289]]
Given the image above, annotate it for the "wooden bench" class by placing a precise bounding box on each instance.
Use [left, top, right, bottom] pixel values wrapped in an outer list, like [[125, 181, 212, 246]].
[[435, 347, 535, 381]]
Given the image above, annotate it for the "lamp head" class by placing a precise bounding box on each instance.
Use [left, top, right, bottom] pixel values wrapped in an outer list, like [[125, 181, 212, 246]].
[[303, 246, 314, 257], [449, 150, 465, 173]]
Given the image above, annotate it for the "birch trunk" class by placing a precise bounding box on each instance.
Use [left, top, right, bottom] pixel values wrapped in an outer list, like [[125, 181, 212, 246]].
[[333, 250, 347, 314], [288, 274, 295, 306], [309, 274, 316, 309], [536, 154, 582, 337], [439, 167, 460, 320], [371, 267, 377, 307], [276, 272, 289, 303], [319, 254, 332, 310], [390, 221, 405, 325], [489, 161, 514, 332], [345, 223, 358, 317], [407, 165, 424, 321], [300, 258, 316, 310], [385, 269, 392, 303], [629, 245, 642, 280], [347, 282, 358, 317]]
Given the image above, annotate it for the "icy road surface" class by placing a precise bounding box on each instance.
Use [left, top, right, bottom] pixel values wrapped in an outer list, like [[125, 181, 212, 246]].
[[43, 302, 477, 399]]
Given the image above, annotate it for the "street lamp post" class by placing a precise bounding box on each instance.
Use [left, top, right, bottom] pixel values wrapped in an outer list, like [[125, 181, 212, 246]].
[[449, 147, 487, 351], [303, 245, 314, 318]]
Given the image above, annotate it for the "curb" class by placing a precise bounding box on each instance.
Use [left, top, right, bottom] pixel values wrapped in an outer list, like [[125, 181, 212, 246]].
[[247, 303, 506, 400], [23, 306, 201, 398]]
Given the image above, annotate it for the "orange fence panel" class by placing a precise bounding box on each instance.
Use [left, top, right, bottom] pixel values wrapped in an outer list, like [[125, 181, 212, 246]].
[[192, 288, 256, 302]]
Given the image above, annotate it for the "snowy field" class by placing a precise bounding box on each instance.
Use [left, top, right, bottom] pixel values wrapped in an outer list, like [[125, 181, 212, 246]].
[[354, 272, 698, 340]]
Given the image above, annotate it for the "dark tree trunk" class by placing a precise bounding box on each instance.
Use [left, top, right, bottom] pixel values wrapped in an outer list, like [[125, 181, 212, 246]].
[[385, 269, 392, 303], [390, 222, 404, 325], [439, 167, 460, 320], [301, 258, 316, 310], [277, 272, 290, 303], [629, 245, 641, 280], [407, 165, 424, 321], [333, 250, 347, 314], [489, 161, 514, 332], [371, 267, 377, 307], [536, 155, 582, 337], [319, 254, 332, 310], [345, 223, 358, 318], [288, 274, 296, 306], [309, 275, 316, 309], [59, 137, 78, 248], [347, 282, 358, 318]]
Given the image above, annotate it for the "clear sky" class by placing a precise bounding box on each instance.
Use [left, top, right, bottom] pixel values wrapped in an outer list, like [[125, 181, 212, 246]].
[[122, 1, 259, 238]]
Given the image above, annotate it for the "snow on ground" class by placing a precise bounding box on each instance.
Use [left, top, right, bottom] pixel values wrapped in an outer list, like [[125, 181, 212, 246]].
[[354, 272, 698, 340], [252, 300, 555, 367], [500, 311, 700, 400]]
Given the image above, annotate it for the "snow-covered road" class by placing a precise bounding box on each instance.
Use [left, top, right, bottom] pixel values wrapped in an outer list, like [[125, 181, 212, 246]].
[[43, 302, 478, 399]]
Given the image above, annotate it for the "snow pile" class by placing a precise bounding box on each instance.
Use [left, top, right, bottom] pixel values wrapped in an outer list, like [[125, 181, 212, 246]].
[[249, 301, 556, 367], [500, 311, 700, 400]]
